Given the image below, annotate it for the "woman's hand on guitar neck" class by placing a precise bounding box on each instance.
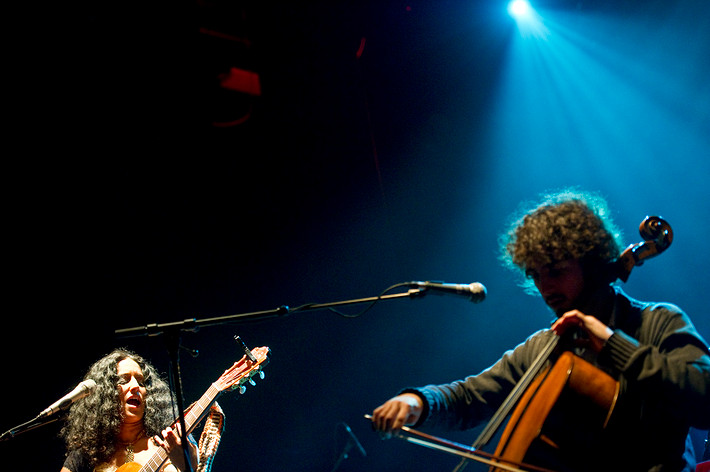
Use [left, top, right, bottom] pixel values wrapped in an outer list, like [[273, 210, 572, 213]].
[[153, 423, 198, 472], [371, 393, 424, 439], [551, 309, 614, 353]]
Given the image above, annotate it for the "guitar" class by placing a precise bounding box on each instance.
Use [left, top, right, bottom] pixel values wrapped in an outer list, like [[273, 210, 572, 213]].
[[116, 346, 270, 472]]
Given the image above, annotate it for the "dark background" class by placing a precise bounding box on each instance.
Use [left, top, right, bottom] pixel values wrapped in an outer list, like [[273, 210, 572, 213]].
[[3, 0, 709, 470]]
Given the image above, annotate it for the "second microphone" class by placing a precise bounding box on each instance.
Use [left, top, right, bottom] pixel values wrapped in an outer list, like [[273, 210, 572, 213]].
[[407, 281, 487, 303]]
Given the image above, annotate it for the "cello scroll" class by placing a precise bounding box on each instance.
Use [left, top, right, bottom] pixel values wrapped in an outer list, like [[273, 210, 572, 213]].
[[616, 216, 673, 282]]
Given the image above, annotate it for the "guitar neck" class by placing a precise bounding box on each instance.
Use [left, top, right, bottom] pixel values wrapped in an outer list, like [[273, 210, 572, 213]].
[[136, 345, 271, 472], [140, 383, 221, 472]]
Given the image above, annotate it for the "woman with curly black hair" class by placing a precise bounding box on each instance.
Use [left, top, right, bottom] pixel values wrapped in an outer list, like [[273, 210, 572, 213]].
[[370, 189, 710, 471], [59, 349, 198, 472]]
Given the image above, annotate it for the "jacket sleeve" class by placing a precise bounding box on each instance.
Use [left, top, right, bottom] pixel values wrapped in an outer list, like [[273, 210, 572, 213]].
[[600, 302, 710, 429], [408, 329, 557, 431]]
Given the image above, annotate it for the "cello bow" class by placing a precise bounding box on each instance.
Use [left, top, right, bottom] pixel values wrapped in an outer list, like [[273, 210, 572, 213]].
[[363, 415, 555, 472]]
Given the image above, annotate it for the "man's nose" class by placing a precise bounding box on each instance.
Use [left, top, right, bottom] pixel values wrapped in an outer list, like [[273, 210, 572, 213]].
[[536, 275, 555, 295]]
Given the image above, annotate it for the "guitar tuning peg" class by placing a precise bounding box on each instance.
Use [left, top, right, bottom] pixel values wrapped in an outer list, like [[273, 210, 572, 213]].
[[258, 370, 265, 380], [238, 385, 247, 394], [248, 377, 257, 386]]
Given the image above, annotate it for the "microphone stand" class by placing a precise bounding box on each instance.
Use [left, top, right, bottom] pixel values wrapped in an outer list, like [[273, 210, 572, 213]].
[[0, 414, 62, 442], [163, 327, 193, 472], [331, 438, 356, 472], [114, 286, 426, 472], [331, 422, 366, 472], [114, 288, 425, 338]]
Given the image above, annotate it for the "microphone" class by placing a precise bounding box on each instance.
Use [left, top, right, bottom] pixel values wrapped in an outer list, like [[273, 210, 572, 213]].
[[408, 281, 487, 303], [39, 379, 97, 418], [343, 423, 366, 457]]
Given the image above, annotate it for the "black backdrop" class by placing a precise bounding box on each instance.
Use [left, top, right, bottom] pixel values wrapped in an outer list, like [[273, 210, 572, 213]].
[[3, 1, 709, 471]]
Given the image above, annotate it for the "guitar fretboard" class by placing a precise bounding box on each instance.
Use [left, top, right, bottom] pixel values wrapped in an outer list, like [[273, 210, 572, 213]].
[[140, 384, 221, 472]]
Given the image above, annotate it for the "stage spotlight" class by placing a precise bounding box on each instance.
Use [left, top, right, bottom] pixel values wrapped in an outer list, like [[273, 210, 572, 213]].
[[507, 0, 548, 39], [508, 0, 531, 18]]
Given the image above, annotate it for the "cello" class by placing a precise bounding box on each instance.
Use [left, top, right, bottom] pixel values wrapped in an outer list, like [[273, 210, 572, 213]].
[[482, 215, 673, 471], [376, 216, 674, 472]]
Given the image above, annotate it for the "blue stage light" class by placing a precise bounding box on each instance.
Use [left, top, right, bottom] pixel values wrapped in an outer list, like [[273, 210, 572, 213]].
[[508, 0, 531, 18], [507, 0, 548, 39]]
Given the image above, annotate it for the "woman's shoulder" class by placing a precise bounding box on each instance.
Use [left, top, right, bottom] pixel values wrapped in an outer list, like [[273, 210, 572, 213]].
[[63, 449, 94, 472]]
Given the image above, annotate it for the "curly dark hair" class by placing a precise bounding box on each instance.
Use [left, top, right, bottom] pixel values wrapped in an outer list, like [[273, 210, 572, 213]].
[[60, 349, 176, 468], [499, 188, 623, 294]]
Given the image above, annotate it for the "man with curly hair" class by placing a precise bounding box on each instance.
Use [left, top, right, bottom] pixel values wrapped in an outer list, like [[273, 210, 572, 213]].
[[370, 189, 710, 471], [59, 349, 198, 472]]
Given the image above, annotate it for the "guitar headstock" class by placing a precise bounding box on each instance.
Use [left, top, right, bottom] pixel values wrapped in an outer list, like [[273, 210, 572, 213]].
[[214, 346, 271, 394]]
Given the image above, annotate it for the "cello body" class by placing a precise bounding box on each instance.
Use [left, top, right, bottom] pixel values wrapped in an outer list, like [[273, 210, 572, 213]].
[[489, 352, 619, 472]]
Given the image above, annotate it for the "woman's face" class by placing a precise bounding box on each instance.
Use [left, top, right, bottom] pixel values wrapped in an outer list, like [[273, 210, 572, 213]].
[[116, 358, 147, 424]]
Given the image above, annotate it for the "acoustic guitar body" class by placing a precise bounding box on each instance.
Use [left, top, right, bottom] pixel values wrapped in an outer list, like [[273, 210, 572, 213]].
[[116, 462, 144, 472]]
